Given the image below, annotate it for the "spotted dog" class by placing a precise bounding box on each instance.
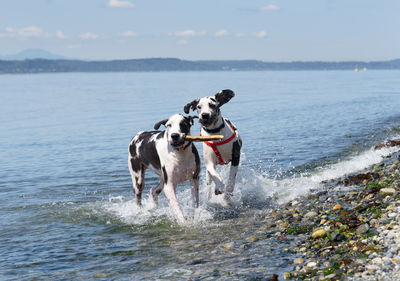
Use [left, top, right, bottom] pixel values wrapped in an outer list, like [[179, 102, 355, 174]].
[[184, 89, 242, 202], [128, 114, 200, 225]]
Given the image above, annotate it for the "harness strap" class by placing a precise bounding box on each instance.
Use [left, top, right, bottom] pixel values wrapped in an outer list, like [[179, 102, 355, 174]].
[[201, 120, 236, 165]]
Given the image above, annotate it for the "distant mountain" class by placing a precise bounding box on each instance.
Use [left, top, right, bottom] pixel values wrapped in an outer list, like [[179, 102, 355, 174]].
[[0, 49, 68, 60], [1, 57, 400, 74]]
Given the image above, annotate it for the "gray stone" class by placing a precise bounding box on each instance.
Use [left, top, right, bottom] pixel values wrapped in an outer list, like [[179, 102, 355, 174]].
[[356, 223, 370, 235], [380, 188, 396, 195], [221, 242, 234, 250], [303, 211, 318, 221]]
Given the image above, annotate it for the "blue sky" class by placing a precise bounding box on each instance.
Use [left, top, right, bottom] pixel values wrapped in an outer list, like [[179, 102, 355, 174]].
[[1, 0, 399, 61]]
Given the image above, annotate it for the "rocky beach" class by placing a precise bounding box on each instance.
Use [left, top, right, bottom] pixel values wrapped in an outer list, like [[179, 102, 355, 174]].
[[252, 142, 400, 280]]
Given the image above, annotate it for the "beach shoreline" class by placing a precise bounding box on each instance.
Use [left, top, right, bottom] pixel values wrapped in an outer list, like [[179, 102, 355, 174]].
[[257, 144, 400, 280]]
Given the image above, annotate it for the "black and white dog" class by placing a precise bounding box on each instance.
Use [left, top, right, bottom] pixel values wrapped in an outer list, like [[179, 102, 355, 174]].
[[184, 89, 242, 203], [128, 114, 200, 225]]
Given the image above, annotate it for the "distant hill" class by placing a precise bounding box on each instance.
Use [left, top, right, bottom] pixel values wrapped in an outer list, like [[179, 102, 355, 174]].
[[1, 57, 400, 74], [0, 48, 69, 60]]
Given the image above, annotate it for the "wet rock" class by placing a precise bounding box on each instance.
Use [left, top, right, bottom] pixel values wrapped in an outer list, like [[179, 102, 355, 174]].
[[303, 211, 318, 221], [294, 257, 304, 264], [221, 242, 234, 250], [283, 272, 291, 280], [312, 229, 327, 239], [380, 188, 396, 195], [338, 172, 380, 186], [332, 233, 346, 242], [324, 273, 336, 280], [356, 223, 370, 236], [247, 235, 259, 242], [375, 139, 400, 150], [307, 261, 317, 268], [333, 204, 342, 211], [188, 259, 206, 265], [267, 274, 278, 281]]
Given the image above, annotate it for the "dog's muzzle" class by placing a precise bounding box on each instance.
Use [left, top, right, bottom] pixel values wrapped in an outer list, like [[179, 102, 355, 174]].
[[199, 113, 215, 127], [170, 133, 186, 147]]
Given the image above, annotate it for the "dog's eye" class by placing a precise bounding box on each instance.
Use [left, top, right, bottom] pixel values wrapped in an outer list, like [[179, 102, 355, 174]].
[[166, 124, 171, 128], [197, 105, 201, 110], [209, 103, 216, 109]]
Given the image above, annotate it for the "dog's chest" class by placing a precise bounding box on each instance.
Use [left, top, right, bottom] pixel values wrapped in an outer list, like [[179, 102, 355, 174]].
[[156, 141, 197, 182]]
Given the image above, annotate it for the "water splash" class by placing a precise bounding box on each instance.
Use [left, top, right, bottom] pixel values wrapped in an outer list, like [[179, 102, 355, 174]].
[[81, 145, 398, 227]]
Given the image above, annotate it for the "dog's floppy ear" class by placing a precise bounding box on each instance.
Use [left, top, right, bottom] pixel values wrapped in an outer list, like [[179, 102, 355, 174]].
[[184, 99, 199, 114], [154, 118, 169, 130], [185, 115, 198, 126], [215, 89, 235, 107]]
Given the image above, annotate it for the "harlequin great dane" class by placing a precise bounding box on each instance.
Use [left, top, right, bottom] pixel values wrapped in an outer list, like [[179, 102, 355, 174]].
[[128, 114, 200, 225], [184, 89, 242, 203]]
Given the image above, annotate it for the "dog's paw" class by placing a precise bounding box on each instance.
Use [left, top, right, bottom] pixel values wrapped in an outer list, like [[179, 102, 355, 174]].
[[215, 189, 223, 195]]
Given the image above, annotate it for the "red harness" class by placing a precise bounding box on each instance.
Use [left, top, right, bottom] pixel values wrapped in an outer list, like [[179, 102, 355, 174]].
[[201, 121, 236, 165]]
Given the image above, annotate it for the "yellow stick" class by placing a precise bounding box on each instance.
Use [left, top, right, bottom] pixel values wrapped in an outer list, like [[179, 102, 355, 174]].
[[185, 135, 224, 142]]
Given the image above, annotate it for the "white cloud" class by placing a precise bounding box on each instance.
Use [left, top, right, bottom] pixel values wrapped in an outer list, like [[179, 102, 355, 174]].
[[108, 0, 135, 8], [253, 31, 267, 38], [235, 33, 246, 38], [1, 26, 43, 39], [80, 32, 100, 40], [171, 29, 206, 37], [260, 5, 281, 11], [118, 31, 137, 37], [56, 31, 68, 39], [215, 29, 229, 37]]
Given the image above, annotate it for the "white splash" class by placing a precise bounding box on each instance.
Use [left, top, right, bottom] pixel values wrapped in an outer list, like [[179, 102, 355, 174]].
[[86, 145, 398, 227]]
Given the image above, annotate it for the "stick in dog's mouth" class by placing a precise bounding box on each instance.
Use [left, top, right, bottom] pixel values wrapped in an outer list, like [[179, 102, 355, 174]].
[[185, 135, 224, 142]]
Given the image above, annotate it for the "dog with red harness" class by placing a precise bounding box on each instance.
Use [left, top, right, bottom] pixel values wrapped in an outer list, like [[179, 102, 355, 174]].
[[184, 89, 242, 203]]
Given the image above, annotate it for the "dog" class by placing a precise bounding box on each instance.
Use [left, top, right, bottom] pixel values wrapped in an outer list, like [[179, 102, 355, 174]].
[[184, 89, 242, 202], [128, 114, 200, 224]]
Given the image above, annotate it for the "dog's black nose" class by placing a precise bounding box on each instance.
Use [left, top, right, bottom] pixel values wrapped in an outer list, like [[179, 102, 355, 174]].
[[171, 133, 180, 141], [201, 113, 210, 120]]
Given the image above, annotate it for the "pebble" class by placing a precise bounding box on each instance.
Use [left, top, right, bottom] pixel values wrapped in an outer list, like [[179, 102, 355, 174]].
[[283, 272, 291, 280], [332, 204, 342, 210], [222, 242, 234, 250], [247, 235, 259, 242], [312, 229, 327, 239], [324, 273, 336, 279], [294, 257, 304, 264], [356, 223, 370, 235], [307, 261, 317, 268], [303, 211, 318, 221], [380, 188, 396, 195]]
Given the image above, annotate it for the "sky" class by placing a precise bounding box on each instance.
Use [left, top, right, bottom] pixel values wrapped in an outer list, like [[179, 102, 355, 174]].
[[0, 0, 399, 61]]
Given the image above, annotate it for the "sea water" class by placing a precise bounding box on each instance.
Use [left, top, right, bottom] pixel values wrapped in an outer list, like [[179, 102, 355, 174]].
[[1, 70, 400, 280]]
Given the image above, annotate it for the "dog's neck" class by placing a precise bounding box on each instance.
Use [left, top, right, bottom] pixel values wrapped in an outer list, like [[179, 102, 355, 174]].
[[202, 115, 225, 134]]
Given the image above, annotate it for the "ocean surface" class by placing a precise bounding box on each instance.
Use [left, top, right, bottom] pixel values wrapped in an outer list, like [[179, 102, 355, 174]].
[[1, 70, 400, 280]]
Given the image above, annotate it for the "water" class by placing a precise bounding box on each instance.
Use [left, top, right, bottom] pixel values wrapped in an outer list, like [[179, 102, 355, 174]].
[[1, 70, 400, 280]]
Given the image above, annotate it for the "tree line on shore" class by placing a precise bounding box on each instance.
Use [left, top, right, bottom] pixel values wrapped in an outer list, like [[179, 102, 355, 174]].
[[1, 57, 400, 74]]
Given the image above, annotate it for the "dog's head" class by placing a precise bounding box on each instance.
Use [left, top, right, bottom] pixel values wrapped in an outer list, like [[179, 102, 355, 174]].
[[184, 89, 235, 128], [154, 114, 197, 148]]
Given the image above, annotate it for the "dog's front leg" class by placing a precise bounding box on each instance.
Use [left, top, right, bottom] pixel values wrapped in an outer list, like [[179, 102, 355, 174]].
[[205, 162, 225, 195], [205, 170, 213, 200], [226, 164, 238, 197], [163, 184, 186, 225], [190, 178, 199, 208]]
